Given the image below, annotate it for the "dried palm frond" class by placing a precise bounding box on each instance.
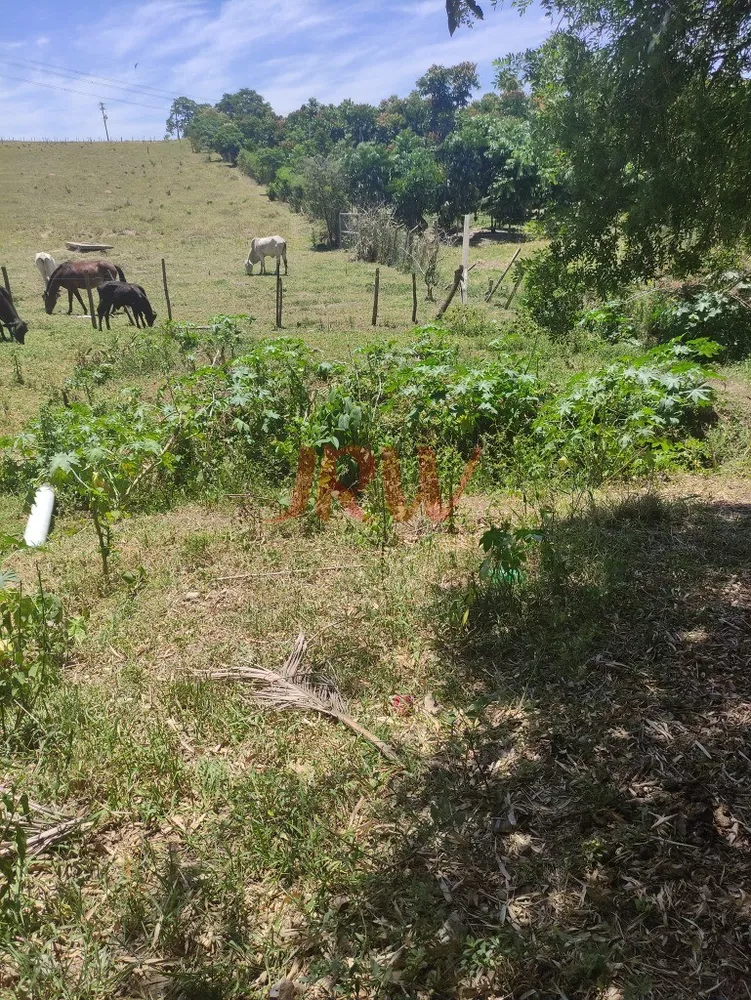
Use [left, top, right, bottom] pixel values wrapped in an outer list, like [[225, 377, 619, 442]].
[[205, 634, 401, 765], [0, 785, 94, 858]]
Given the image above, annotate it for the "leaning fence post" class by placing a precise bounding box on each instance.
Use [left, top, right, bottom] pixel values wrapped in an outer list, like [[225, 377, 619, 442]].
[[84, 276, 97, 330], [371, 268, 380, 326], [1, 267, 12, 302], [411, 272, 418, 324], [504, 272, 524, 310], [436, 266, 463, 320], [161, 258, 173, 322], [485, 247, 522, 303]]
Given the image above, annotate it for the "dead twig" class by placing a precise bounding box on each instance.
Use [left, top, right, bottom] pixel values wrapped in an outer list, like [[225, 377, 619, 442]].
[[215, 564, 358, 582]]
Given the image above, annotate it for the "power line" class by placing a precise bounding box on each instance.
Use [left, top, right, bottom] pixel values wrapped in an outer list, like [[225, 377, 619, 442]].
[[5, 55, 182, 101], [0, 70, 167, 110]]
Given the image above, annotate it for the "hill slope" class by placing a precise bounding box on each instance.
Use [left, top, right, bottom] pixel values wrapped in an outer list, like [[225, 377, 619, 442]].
[[1, 139, 518, 429]]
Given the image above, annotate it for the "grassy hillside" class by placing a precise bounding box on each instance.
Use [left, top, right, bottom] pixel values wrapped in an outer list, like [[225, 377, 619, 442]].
[[0, 142, 750, 1000], [1, 139, 524, 431]]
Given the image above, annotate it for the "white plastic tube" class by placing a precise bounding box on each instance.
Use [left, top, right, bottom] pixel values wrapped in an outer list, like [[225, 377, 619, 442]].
[[23, 484, 55, 548]]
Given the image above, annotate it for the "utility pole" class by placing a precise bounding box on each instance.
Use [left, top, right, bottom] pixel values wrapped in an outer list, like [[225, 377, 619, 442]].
[[99, 102, 110, 142]]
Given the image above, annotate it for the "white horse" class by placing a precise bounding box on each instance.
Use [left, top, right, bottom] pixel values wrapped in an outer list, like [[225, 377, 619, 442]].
[[35, 253, 56, 287]]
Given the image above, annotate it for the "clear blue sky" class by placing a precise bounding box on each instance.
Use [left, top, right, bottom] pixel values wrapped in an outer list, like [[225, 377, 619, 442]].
[[0, 0, 550, 140]]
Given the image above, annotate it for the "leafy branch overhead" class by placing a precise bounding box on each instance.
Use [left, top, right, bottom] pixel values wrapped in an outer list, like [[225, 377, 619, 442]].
[[445, 0, 484, 35]]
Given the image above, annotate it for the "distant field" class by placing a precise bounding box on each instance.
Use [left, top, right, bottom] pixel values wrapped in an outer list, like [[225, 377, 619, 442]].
[[0, 140, 526, 431]]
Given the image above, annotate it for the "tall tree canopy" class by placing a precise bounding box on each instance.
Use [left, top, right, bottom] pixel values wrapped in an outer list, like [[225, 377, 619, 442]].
[[450, 0, 751, 291], [165, 97, 199, 139]]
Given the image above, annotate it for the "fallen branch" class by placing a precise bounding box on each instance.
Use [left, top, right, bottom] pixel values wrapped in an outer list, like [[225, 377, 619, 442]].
[[203, 634, 401, 765], [0, 790, 96, 859], [215, 564, 358, 582]]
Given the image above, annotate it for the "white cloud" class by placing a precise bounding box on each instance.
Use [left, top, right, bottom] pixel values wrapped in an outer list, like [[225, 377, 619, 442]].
[[0, 0, 551, 139]]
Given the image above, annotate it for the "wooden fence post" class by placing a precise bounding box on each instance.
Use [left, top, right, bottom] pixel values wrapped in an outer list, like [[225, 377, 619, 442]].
[[1, 267, 12, 302], [460, 214, 470, 305], [161, 258, 173, 322], [372, 267, 380, 326], [411, 272, 418, 324], [84, 276, 97, 330], [436, 266, 463, 320], [275, 258, 282, 329], [485, 247, 522, 303]]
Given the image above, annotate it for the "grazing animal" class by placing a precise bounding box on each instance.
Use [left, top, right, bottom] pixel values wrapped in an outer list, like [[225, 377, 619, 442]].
[[244, 235, 287, 275], [0, 287, 28, 345], [35, 252, 56, 287], [43, 260, 126, 315], [96, 281, 156, 330]]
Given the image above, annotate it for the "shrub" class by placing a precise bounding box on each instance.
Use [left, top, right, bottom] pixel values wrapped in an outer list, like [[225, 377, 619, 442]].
[[530, 338, 719, 485], [656, 281, 751, 359], [442, 305, 499, 339], [268, 167, 305, 210], [520, 249, 587, 338], [578, 301, 637, 343]]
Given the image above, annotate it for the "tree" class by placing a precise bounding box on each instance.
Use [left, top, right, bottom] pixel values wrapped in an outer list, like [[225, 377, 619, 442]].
[[492, 61, 532, 119], [376, 92, 432, 141], [452, 0, 751, 295], [437, 116, 491, 227], [186, 108, 243, 162], [416, 62, 480, 138], [165, 97, 199, 139], [482, 116, 540, 226], [343, 143, 392, 207], [186, 107, 226, 153], [445, 0, 484, 35], [213, 123, 245, 163], [338, 100, 379, 144], [216, 88, 279, 147], [300, 155, 350, 246], [284, 99, 346, 155], [389, 134, 443, 228]]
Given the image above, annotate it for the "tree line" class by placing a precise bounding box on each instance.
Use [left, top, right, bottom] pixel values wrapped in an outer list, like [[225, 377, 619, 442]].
[[166, 61, 542, 248], [167, 0, 751, 335]]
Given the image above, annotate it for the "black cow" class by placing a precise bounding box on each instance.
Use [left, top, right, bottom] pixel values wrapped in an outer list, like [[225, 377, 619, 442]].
[[96, 281, 157, 331], [0, 287, 28, 344]]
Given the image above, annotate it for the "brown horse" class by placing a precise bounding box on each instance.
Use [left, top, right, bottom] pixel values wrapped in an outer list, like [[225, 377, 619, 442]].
[[43, 260, 126, 315], [0, 287, 28, 344]]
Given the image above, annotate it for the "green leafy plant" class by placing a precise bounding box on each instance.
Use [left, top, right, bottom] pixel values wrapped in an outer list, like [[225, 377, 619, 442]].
[[656, 283, 751, 359], [532, 338, 719, 487], [479, 522, 543, 588], [0, 568, 65, 740], [578, 300, 637, 343], [165, 315, 252, 368]]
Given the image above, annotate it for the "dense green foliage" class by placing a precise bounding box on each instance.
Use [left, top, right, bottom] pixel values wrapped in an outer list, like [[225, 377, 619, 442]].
[[1, 328, 718, 534], [171, 61, 542, 245], [457, 0, 751, 308]]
